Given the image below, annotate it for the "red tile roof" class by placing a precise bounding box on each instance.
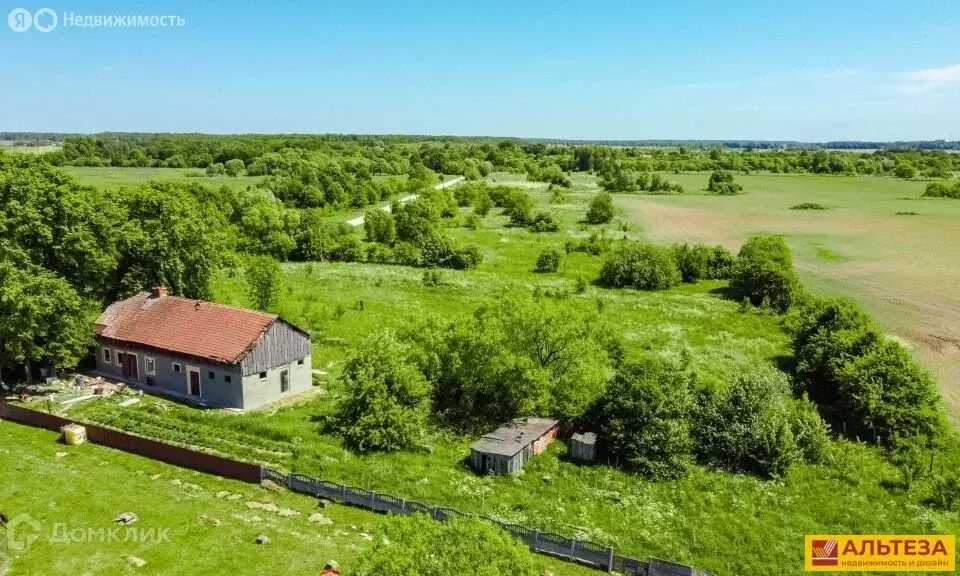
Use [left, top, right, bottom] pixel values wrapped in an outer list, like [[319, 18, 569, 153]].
[[95, 292, 278, 364]]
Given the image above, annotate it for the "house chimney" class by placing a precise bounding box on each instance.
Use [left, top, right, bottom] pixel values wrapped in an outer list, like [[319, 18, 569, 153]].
[[150, 286, 168, 299]]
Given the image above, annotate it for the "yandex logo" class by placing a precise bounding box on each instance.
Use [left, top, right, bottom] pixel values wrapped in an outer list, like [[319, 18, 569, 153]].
[[805, 535, 955, 572]]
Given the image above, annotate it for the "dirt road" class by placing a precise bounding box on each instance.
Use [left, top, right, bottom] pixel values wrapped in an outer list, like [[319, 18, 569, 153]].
[[347, 176, 465, 227]]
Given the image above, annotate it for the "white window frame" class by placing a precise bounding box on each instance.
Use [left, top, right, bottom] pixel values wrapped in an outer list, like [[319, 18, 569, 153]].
[[259, 370, 268, 382], [114, 350, 123, 366], [102, 347, 112, 364], [172, 362, 182, 374], [145, 356, 156, 375]]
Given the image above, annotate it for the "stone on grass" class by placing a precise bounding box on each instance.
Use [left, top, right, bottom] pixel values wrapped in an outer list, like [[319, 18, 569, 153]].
[[255, 534, 269, 545], [246, 501, 265, 510], [308, 513, 333, 525], [114, 512, 138, 525], [277, 508, 299, 518], [197, 515, 222, 527], [227, 494, 242, 501], [260, 479, 283, 492], [127, 556, 147, 568], [318, 499, 331, 509], [216, 491, 231, 499]]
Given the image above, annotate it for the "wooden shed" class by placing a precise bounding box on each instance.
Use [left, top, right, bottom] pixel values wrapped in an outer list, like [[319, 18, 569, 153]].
[[569, 432, 597, 463], [470, 418, 559, 475]]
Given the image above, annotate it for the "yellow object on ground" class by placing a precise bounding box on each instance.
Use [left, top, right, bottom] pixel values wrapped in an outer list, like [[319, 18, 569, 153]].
[[61, 424, 87, 446]]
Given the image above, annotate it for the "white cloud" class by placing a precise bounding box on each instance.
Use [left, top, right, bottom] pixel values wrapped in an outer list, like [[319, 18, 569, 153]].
[[898, 64, 960, 94]]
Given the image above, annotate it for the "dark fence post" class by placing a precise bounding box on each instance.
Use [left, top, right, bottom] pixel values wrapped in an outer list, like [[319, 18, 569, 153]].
[[370, 491, 376, 510], [341, 484, 346, 502], [607, 547, 614, 573], [571, 539, 577, 558]]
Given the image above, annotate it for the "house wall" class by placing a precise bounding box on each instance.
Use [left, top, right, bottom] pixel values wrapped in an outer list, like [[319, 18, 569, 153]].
[[240, 354, 312, 409], [470, 425, 560, 475], [241, 321, 312, 376], [95, 340, 244, 408]]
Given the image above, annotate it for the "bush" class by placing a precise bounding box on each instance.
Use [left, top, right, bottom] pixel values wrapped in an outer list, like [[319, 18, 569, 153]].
[[791, 396, 831, 464], [729, 235, 797, 312], [502, 189, 534, 226], [335, 332, 431, 453], [707, 170, 743, 194], [894, 162, 917, 179], [672, 243, 711, 283], [364, 209, 396, 244], [694, 366, 803, 477], [329, 236, 365, 262], [391, 242, 422, 267], [585, 192, 615, 224], [706, 245, 735, 279], [534, 247, 562, 273], [599, 241, 680, 290], [474, 190, 493, 216], [244, 255, 282, 312], [393, 198, 439, 244], [566, 229, 612, 256], [929, 473, 960, 511], [834, 339, 947, 445], [365, 243, 394, 264], [355, 515, 540, 576], [922, 181, 960, 199], [529, 211, 558, 232], [464, 213, 482, 230], [450, 244, 483, 270], [594, 357, 694, 479], [790, 202, 828, 210]]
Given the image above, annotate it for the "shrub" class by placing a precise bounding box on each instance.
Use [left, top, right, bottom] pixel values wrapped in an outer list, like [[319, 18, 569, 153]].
[[335, 332, 431, 453], [929, 473, 960, 511], [694, 366, 803, 477], [894, 162, 917, 179], [529, 211, 558, 232], [421, 269, 443, 286], [329, 236, 365, 262], [672, 243, 711, 283], [244, 255, 282, 312], [566, 229, 612, 256], [364, 209, 396, 244], [464, 213, 482, 230], [834, 339, 947, 445], [473, 190, 493, 216], [365, 243, 394, 264], [706, 245, 735, 279], [534, 247, 562, 273], [791, 396, 831, 464], [502, 190, 534, 226], [355, 515, 540, 576], [729, 235, 797, 312], [922, 181, 960, 199], [585, 192, 615, 224], [599, 241, 680, 290], [391, 242, 422, 267], [790, 202, 827, 210], [487, 185, 515, 208], [594, 357, 694, 479], [450, 244, 483, 270], [393, 198, 439, 244], [707, 170, 743, 194]]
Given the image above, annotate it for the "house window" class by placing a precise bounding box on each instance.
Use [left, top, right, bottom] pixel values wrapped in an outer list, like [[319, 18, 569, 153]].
[[280, 368, 290, 393], [102, 348, 111, 364], [145, 357, 156, 375], [208, 371, 215, 380], [172, 362, 182, 374], [259, 371, 267, 381], [114, 351, 122, 366], [224, 375, 232, 384], [297, 359, 304, 366]]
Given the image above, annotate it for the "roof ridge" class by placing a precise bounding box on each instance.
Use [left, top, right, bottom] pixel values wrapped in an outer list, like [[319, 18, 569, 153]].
[[147, 292, 279, 320]]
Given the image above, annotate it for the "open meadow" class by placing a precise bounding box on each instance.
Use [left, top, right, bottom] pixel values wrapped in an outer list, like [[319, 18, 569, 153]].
[[615, 173, 960, 421]]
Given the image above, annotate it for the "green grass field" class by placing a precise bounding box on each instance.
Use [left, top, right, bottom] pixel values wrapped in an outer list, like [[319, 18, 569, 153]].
[[614, 172, 960, 421], [61, 166, 265, 192], [0, 421, 592, 576]]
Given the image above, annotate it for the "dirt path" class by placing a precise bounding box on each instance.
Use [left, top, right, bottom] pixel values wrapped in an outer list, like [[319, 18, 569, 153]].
[[347, 176, 465, 226]]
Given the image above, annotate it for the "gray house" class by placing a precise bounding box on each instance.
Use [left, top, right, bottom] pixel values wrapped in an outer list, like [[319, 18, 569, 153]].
[[93, 287, 312, 410], [470, 418, 559, 475]]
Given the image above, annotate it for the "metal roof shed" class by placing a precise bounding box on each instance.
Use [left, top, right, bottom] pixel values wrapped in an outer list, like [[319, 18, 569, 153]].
[[470, 418, 559, 475]]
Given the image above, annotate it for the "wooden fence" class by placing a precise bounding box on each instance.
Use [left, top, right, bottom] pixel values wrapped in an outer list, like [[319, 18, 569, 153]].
[[269, 467, 710, 576], [0, 402, 711, 576], [0, 401, 261, 483]]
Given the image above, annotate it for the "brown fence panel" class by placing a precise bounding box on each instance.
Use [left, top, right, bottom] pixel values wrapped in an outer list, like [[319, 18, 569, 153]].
[[84, 424, 261, 483], [0, 402, 72, 431]]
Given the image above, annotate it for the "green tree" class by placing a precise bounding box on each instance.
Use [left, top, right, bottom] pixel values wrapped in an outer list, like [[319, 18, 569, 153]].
[[355, 515, 540, 576], [595, 356, 694, 479], [534, 247, 562, 273], [364, 209, 396, 244], [0, 261, 93, 376], [502, 189, 534, 226], [335, 332, 431, 453], [393, 198, 439, 245], [729, 235, 797, 312], [473, 189, 493, 216], [244, 255, 283, 312], [598, 241, 681, 290], [223, 158, 245, 177], [585, 192, 615, 224], [672, 243, 711, 283]]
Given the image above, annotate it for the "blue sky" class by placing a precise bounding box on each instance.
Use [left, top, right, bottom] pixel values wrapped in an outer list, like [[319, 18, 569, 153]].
[[2, 0, 960, 140]]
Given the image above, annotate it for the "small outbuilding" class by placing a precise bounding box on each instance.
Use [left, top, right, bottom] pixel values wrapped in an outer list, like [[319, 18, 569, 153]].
[[470, 417, 559, 475], [569, 432, 597, 463]]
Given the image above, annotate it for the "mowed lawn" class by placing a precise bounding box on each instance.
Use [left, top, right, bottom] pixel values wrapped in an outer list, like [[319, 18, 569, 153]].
[[615, 173, 960, 421], [0, 421, 592, 576]]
